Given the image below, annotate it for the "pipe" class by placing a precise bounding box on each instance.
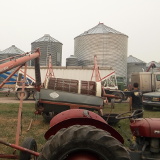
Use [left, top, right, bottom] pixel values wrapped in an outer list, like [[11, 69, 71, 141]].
[[0, 49, 40, 74]]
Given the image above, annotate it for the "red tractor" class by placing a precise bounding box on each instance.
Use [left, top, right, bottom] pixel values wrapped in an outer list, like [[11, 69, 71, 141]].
[[18, 109, 160, 160], [21, 109, 130, 160], [116, 109, 160, 160]]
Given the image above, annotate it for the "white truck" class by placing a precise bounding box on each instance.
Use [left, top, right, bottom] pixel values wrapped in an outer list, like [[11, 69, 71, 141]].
[[131, 72, 160, 92]]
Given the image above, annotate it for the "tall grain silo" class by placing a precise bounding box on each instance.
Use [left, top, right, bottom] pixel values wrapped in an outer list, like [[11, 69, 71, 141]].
[[66, 55, 78, 66], [31, 34, 63, 66], [74, 23, 128, 78]]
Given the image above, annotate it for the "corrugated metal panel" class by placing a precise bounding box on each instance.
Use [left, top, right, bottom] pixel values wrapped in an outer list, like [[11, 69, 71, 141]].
[[1, 45, 24, 55], [31, 34, 63, 66], [76, 23, 126, 38], [66, 55, 78, 66], [33, 34, 62, 44], [127, 55, 145, 63], [74, 32, 128, 78]]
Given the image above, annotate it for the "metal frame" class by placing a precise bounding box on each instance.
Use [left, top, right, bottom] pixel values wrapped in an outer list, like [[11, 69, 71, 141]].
[[0, 49, 40, 159]]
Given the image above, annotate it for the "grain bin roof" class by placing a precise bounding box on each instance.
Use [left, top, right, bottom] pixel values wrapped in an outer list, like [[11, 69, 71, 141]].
[[32, 34, 62, 44], [1, 45, 24, 55], [76, 23, 127, 37], [127, 55, 145, 63]]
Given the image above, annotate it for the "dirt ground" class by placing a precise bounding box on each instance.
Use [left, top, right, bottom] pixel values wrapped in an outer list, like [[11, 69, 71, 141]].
[[0, 96, 35, 103]]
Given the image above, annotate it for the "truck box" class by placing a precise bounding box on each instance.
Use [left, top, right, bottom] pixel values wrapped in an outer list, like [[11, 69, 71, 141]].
[[131, 72, 160, 92]]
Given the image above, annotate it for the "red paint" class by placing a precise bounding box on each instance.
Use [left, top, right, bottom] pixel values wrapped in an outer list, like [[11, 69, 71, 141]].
[[45, 109, 124, 144], [130, 118, 160, 137], [0, 49, 40, 74]]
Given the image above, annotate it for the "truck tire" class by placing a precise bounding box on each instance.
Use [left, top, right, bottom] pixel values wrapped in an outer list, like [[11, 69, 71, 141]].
[[16, 89, 29, 100], [33, 91, 36, 100], [113, 92, 123, 103], [38, 125, 130, 160], [19, 137, 37, 160]]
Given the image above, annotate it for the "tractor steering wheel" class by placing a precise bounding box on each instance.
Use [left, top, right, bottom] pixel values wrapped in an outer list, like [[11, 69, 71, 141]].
[[115, 109, 143, 120]]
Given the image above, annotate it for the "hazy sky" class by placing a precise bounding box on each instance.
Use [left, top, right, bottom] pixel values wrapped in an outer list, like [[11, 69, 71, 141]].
[[0, 0, 160, 65]]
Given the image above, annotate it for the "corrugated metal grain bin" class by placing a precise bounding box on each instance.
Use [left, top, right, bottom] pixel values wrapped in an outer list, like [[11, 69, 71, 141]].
[[31, 34, 63, 66], [66, 55, 78, 66], [74, 23, 128, 78]]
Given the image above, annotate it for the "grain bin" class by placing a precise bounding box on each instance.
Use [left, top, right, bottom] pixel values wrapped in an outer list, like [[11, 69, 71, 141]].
[[66, 55, 78, 66], [0, 45, 24, 60], [31, 34, 63, 66], [0, 45, 24, 65], [127, 55, 146, 84], [0, 45, 24, 83], [74, 23, 128, 78]]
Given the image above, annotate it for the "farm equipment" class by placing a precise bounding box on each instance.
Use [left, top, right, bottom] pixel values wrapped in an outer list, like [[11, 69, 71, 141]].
[[116, 109, 160, 160], [0, 50, 40, 98], [91, 55, 126, 103], [0, 49, 41, 159], [15, 70, 36, 100], [2, 107, 160, 160], [35, 77, 104, 121], [1, 49, 160, 160], [15, 54, 54, 100]]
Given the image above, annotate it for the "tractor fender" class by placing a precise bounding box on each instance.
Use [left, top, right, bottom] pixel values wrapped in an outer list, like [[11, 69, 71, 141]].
[[44, 109, 124, 144]]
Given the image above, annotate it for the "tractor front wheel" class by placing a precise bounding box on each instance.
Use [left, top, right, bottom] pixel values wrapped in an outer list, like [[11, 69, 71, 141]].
[[38, 125, 130, 160], [42, 112, 55, 122]]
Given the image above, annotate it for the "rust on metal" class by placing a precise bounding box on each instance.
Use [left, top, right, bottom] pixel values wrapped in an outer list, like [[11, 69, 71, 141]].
[[15, 63, 27, 147], [0, 139, 40, 158], [0, 66, 22, 88], [0, 49, 40, 74]]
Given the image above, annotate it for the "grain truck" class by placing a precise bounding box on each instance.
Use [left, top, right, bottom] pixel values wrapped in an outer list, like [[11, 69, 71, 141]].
[[131, 72, 160, 92]]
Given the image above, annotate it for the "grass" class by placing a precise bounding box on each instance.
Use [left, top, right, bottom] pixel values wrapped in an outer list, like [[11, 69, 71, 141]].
[[0, 91, 15, 97], [0, 100, 159, 159], [0, 103, 49, 156]]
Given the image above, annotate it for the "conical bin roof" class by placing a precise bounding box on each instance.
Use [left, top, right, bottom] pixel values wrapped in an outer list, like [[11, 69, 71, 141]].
[[76, 23, 127, 37], [1, 45, 24, 55], [32, 34, 62, 44]]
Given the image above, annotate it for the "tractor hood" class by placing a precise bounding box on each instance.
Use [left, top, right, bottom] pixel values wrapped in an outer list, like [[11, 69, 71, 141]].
[[130, 118, 160, 138]]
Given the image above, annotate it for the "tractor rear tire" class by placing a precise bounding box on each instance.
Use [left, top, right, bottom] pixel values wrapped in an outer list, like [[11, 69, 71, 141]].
[[38, 125, 130, 160], [19, 137, 37, 160]]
